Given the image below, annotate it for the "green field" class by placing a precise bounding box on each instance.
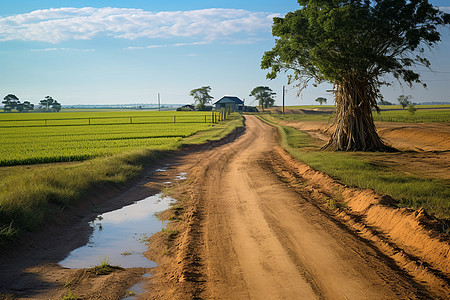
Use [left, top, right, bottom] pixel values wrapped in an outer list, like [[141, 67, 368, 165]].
[[0, 111, 218, 166], [273, 105, 450, 123], [0, 110, 243, 244]]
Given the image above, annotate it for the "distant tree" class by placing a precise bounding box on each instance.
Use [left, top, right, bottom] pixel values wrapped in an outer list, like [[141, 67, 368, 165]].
[[23, 101, 34, 112], [51, 101, 62, 112], [249, 86, 276, 110], [40, 96, 55, 111], [378, 99, 393, 105], [397, 95, 412, 110], [2, 94, 19, 112], [261, 0, 450, 151], [190, 86, 213, 111], [408, 104, 417, 115], [16, 102, 24, 112], [315, 97, 327, 106]]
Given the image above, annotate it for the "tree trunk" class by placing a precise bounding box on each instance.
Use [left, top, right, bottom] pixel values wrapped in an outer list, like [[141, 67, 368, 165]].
[[323, 77, 390, 151]]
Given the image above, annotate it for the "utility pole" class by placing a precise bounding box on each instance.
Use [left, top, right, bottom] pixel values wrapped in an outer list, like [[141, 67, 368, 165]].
[[282, 85, 285, 115], [158, 93, 160, 111]]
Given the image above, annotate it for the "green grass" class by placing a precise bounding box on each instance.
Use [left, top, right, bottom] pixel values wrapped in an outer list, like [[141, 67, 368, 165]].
[[0, 113, 242, 245], [184, 113, 244, 144], [259, 115, 450, 219], [372, 108, 450, 123]]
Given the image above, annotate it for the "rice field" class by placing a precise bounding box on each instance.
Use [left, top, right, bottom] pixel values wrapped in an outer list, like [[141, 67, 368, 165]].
[[0, 110, 217, 166]]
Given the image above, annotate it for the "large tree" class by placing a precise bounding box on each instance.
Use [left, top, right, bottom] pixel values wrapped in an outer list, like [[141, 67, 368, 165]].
[[262, 0, 449, 151], [249, 86, 276, 110], [190, 86, 214, 110]]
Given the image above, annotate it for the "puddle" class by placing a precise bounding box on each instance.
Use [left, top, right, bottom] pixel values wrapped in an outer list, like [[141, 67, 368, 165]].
[[59, 193, 175, 269], [176, 172, 187, 180], [122, 282, 146, 300]]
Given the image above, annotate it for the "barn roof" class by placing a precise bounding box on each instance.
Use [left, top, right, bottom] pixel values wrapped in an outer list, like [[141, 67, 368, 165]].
[[213, 96, 244, 105]]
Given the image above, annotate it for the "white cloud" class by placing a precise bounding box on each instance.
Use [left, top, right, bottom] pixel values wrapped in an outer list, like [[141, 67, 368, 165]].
[[30, 47, 95, 52], [439, 7, 450, 13], [0, 7, 278, 43], [125, 41, 209, 50]]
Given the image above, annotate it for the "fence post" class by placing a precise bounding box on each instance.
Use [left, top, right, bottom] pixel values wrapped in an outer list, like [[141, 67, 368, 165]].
[[45, 119, 47, 126], [130, 117, 133, 124], [89, 118, 91, 125], [174, 116, 176, 123], [205, 115, 207, 123]]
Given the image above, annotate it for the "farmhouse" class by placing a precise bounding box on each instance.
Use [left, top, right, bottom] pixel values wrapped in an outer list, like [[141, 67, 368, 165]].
[[214, 96, 244, 112]]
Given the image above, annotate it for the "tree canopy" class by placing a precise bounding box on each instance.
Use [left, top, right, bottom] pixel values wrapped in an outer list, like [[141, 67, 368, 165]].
[[262, 0, 449, 151], [2, 94, 19, 112], [39, 96, 61, 112], [397, 95, 412, 109], [190, 86, 214, 110], [315, 97, 327, 105], [249, 86, 276, 109]]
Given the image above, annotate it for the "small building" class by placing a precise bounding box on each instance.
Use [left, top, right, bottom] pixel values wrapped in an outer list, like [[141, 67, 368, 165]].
[[176, 104, 195, 111], [213, 96, 244, 112]]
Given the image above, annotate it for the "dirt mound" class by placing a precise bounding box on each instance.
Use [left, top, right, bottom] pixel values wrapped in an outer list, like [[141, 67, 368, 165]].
[[377, 122, 450, 151], [273, 146, 449, 296], [281, 119, 450, 152]]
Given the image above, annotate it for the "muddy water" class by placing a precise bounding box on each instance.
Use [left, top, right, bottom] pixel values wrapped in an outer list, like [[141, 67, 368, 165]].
[[59, 193, 175, 268]]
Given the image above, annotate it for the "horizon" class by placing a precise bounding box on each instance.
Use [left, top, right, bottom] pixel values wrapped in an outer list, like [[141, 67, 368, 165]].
[[1, 0, 450, 107]]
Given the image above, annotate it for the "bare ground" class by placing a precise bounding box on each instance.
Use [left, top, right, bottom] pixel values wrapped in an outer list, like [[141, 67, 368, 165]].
[[1, 115, 449, 299]]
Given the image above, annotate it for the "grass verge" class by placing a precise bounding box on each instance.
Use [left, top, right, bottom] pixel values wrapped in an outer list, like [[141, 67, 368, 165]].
[[0, 114, 244, 245], [183, 113, 244, 144], [259, 115, 449, 220]]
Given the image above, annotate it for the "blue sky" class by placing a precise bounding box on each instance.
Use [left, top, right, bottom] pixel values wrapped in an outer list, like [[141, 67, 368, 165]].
[[1, 1, 449, 106]]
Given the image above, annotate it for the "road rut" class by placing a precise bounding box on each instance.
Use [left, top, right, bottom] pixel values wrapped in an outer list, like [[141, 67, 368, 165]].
[[161, 115, 424, 299]]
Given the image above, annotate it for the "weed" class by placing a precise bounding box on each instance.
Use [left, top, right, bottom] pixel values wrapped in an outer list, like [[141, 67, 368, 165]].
[[0, 222, 19, 245], [126, 290, 136, 296], [89, 256, 122, 275], [62, 290, 78, 300], [162, 249, 168, 255], [328, 199, 337, 210], [121, 251, 132, 256], [99, 255, 111, 267]]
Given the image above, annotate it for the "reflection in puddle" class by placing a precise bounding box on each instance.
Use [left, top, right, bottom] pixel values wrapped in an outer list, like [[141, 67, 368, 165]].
[[176, 172, 187, 180], [59, 193, 175, 269], [155, 164, 170, 173]]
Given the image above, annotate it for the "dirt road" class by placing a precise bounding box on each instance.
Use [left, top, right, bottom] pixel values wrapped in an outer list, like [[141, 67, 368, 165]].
[[149, 115, 440, 299]]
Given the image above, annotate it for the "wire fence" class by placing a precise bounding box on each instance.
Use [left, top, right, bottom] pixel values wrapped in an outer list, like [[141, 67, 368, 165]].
[[0, 112, 232, 128]]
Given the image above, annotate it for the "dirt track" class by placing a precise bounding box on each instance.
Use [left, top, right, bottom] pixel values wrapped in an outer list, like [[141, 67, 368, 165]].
[[1, 115, 448, 299], [145, 115, 448, 299]]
